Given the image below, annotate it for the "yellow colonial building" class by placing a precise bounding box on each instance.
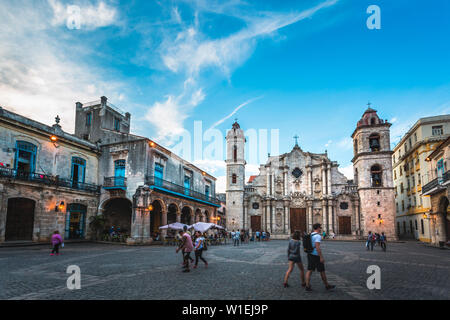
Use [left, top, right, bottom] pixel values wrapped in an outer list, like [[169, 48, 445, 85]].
[[393, 115, 450, 242]]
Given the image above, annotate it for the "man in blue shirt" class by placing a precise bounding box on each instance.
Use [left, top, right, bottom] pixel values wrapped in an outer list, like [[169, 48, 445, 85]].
[[305, 223, 335, 292]]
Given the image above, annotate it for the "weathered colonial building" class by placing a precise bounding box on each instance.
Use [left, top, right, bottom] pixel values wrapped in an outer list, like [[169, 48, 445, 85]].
[[423, 136, 450, 247], [393, 115, 450, 242], [0, 96, 220, 244], [0, 107, 100, 243], [226, 106, 397, 240]]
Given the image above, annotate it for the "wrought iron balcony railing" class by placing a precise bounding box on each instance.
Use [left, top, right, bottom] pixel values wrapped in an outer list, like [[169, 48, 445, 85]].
[[145, 175, 220, 205], [0, 167, 100, 193], [422, 170, 450, 195], [103, 176, 127, 189]]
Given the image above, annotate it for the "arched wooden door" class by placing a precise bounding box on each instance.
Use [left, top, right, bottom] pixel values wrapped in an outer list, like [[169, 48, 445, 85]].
[[5, 198, 35, 241]]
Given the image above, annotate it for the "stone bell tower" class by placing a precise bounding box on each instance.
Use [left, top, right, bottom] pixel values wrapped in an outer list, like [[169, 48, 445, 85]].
[[226, 120, 246, 231], [352, 105, 397, 239]]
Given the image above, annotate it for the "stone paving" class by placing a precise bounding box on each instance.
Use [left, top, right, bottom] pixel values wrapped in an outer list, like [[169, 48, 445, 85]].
[[0, 240, 449, 300]]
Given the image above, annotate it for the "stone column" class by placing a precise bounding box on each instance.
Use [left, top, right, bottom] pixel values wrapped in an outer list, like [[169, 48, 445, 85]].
[[243, 200, 248, 230], [270, 201, 274, 233], [176, 212, 181, 222], [328, 201, 333, 233], [263, 201, 268, 232], [284, 171, 288, 196], [322, 164, 327, 195], [307, 167, 312, 195], [161, 210, 168, 239], [327, 164, 332, 195], [322, 200, 328, 232], [307, 201, 313, 231], [266, 172, 270, 196], [271, 174, 275, 197], [355, 201, 361, 235]]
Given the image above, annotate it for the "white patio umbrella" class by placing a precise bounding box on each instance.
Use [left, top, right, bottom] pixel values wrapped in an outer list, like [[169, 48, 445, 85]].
[[159, 222, 187, 231], [188, 222, 216, 233]]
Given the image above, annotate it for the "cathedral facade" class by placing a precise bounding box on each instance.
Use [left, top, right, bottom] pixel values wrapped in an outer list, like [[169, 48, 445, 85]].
[[225, 107, 397, 240]]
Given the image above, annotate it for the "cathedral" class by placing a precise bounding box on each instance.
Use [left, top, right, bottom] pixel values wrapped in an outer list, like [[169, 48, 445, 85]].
[[225, 107, 397, 240]]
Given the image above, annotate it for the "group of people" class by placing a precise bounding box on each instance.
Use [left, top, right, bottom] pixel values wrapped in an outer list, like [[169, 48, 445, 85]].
[[176, 226, 208, 272], [230, 229, 251, 246], [254, 230, 271, 242], [283, 224, 335, 292], [366, 231, 387, 251]]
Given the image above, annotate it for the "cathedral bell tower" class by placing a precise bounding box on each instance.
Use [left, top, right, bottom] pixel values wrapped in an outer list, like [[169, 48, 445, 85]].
[[352, 105, 397, 239], [226, 120, 246, 231]]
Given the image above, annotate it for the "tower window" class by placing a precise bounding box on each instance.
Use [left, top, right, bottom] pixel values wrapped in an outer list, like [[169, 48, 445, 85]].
[[370, 118, 376, 125], [233, 146, 237, 162], [86, 112, 92, 126], [370, 165, 382, 187], [369, 134, 380, 152], [354, 139, 358, 154], [232, 174, 237, 184]]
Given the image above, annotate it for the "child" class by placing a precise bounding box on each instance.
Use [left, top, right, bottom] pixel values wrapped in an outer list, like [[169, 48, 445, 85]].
[[51, 230, 63, 256]]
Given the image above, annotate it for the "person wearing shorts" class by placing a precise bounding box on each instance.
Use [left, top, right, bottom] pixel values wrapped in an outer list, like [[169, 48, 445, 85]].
[[305, 223, 335, 292]]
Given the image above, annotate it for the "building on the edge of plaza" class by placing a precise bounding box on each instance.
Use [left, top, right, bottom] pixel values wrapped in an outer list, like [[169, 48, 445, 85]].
[[392, 115, 450, 242], [352, 107, 397, 240], [0, 96, 221, 244], [422, 136, 450, 247], [216, 193, 227, 228], [225, 106, 397, 240], [0, 107, 101, 242]]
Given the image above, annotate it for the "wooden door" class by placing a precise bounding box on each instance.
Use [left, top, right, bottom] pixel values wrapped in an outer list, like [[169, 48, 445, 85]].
[[5, 198, 35, 241], [251, 216, 261, 231], [290, 208, 306, 234], [338, 216, 352, 235]]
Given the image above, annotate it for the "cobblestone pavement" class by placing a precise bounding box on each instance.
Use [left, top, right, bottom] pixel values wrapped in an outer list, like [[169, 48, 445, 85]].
[[0, 240, 449, 300]]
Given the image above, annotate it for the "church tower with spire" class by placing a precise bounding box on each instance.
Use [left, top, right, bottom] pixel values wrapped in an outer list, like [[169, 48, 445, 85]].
[[226, 120, 246, 231], [352, 104, 397, 239]]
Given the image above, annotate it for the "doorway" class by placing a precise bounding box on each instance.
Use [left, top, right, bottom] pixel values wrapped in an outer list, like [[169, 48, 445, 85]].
[[290, 208, 306, 234], [5, 198, 35, 241]]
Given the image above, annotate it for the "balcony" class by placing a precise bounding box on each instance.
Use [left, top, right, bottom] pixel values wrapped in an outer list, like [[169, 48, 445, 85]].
[[103, 176, 127, 190], [0, 167, 100, 193], [422, 171, 450, 195], [344, 184, 358, 193], [145, 175, 220, 206]]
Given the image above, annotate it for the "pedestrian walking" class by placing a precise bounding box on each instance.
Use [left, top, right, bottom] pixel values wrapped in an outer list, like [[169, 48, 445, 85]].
[[234, 229, 240, 246], [256, 230, 260, 242], [176, 226, 194, 272], [50, 230, 63, 256], [380, 232, 387, 251], [367, 231, 375, 251], [283, 231, 306, 288], [304, 223, 335, 292], [193, 231, 208, 269]]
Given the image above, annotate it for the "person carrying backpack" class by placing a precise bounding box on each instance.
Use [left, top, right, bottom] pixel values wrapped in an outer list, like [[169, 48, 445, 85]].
[[380, 232, 387, 251], [304, 224, 335, 292]]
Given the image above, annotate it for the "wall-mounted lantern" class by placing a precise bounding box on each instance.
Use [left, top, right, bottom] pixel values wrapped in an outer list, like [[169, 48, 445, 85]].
[[55, 201, 65, 212]]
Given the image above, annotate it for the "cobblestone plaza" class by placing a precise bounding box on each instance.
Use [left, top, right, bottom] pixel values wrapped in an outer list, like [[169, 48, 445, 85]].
[[1, 240, 448, 300]]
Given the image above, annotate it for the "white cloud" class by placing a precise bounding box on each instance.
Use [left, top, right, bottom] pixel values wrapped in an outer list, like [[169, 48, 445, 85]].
[[324, 140, 333, 148], [336, 137, 353, 150], [209, 96, 263, 130], [146, 0, 339, 144], [338, 164, 354, 180], [192, 159, 225, 175], [0, 1, 125, 132], [216, 175, 226, 193], [48, 0, 118, 30]]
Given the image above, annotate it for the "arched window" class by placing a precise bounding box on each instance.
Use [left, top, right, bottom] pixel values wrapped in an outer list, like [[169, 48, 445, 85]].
[[233, 146, 237, 162], [370, 118, 377, 125], [354, 139, 358, 154], [232, 174, 237, 184], [369, 134, 380, 152], [354, 168, 358, 185], [371, 165, 382, 187]]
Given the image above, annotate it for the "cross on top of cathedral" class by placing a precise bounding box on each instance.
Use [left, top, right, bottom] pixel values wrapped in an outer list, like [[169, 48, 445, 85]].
[[55, 115, 60, 124], [293, 135, 299, 146]]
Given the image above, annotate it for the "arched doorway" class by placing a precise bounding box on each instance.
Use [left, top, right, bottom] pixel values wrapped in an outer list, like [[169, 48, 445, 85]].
[[5, 198, 35, 241], [204, 210, 210, 223], [103, 198, 132, 238], [167, 204, 178, 224], [181, 206, 192, 225], [150, 200, 163, 237], [439, 196, 450, 244], [195, 208, 202, 223]]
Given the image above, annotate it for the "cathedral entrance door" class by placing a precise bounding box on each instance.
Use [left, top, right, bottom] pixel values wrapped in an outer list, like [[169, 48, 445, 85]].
[[250, 216, 261, 232], [338, 216, 352, 235], [290, 208, 306, 234]]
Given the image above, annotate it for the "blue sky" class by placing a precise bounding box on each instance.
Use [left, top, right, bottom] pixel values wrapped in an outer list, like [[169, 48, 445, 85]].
[[0, 0, 449, 192]]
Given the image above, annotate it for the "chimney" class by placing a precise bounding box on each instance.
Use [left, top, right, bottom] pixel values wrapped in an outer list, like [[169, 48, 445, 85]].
[[101, 96, 107, 107]]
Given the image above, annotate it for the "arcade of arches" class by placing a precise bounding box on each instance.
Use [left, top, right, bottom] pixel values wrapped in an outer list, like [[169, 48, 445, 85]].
[[128, 187, 219, 244]]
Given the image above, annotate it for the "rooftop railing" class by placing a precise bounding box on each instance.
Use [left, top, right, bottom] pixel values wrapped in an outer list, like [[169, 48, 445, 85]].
[[0, 167, 100, 193], [145, 175, 220, 205]]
